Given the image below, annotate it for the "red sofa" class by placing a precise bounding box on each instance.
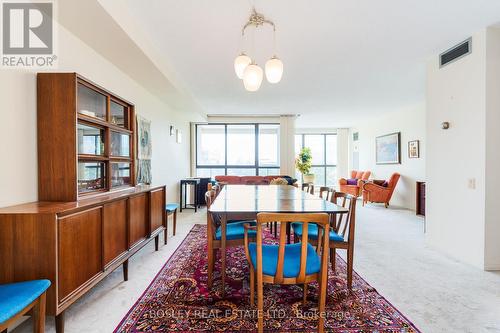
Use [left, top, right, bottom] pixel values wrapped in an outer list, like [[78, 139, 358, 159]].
[[215, 175, 291, 185]]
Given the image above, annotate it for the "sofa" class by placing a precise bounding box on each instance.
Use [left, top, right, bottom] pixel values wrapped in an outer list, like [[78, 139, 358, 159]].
[[215, 175, 296, 185], [362, 173, 400, 208], [338, 170, 371, 197]]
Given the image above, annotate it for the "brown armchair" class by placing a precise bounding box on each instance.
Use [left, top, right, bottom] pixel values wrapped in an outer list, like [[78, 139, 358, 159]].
[[338, 170, 371, 197], [362, 173, 400, 208]]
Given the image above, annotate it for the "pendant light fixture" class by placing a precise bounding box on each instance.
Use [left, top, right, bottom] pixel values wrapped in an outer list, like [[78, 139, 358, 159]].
[[243, 62, 264, 91], [234, 8, 283, 91]]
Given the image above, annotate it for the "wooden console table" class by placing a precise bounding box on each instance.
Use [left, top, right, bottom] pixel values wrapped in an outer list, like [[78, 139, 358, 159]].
[[0, 185, 166, 333]]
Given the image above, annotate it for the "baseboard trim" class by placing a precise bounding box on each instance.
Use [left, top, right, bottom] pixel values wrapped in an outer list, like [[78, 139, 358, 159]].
[[484, 265, 500, 271]]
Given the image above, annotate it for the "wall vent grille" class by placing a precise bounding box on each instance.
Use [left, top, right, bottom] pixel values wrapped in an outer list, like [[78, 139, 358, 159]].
[[440, 38, 472, 67]]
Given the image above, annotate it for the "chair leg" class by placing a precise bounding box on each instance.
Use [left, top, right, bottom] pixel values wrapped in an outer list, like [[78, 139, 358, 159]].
[[318, 277, 326, 333], [257, 277, 264, 333], [207, 248, 215, 288], [33, 292, 46, 333], [385, 202, 389, 208], [330, 248, 336, 273], [302, 283, 308, 305], [249, 269, 255, 306], [173, 209, 177, 235], [164, 213, 169, 245], [347, 247, 354, 290]]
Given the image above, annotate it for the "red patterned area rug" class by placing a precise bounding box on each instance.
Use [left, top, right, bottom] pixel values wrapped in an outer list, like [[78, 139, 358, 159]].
[[115, 224, 421, 333]]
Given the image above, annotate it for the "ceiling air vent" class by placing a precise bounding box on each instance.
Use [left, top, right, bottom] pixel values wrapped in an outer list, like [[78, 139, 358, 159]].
[[440, 38, 472, 67]]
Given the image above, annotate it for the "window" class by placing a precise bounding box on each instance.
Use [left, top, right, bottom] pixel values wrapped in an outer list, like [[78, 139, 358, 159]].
[[196, 124, 280, 177], [295, 134, 337, 186]]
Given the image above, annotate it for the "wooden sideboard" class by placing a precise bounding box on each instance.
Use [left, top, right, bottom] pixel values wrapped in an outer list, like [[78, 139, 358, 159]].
[[0, 185, 166, 333]]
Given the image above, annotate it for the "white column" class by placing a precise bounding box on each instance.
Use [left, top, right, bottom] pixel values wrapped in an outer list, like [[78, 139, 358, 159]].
[[336, 128, 349, 180], [279, 115, 297, 177]]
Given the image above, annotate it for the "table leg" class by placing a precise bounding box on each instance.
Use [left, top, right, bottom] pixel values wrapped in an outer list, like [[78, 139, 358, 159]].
[[221, 214, 227, 298], [179, 182, 183, 212], [194, 183, 198, 212], [184, 183, 187, 210]]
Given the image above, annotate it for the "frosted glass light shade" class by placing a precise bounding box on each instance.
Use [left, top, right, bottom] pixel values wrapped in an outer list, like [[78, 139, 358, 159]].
[[243, 64, 264, 92], [265, 56, 283, 83], [234, 53, 252, 79]]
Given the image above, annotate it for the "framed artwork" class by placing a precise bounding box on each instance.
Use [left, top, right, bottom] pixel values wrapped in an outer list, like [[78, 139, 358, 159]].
[[136, 115, 152, 184], [408, 140, 420, 158], [169, 125, 174, 136], [376, 132, 401, 164]]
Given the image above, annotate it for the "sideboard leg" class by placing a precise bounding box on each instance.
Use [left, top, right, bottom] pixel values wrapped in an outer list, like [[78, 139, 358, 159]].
[[55, 312, 65, 333], [123, 260, 129, 281], [155, 235, 159, 251]]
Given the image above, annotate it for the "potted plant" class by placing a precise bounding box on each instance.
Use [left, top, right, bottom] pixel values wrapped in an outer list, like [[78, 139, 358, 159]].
[[295, 147, 315, 184]]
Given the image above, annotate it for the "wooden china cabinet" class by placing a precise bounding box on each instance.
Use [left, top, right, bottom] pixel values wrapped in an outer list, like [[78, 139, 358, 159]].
[[0, 73, 166, 333]]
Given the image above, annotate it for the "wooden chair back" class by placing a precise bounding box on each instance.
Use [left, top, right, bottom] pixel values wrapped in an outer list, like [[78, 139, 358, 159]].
[[251, 213, 330, 284], [330, 192, 357, 243], [205, 190, 216, 208], [302, 183, 314, 194], [318, 186, 332, 200]]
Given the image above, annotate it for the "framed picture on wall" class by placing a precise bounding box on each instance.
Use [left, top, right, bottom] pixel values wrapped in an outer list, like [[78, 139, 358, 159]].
[[408, 140, 420, 158], [376, 132, 401, 164]]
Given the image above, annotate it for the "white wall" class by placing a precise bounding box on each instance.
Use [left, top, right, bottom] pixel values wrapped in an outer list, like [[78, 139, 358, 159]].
[[350, 105, 426, 210], [426, 28, 500, 270], [485, 27, 500, 270], [0, 23, 203, 207]]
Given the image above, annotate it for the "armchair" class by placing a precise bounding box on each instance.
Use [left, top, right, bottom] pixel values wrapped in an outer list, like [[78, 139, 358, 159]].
[[362, 173, 400, 208], [338, 170, 371, 197]]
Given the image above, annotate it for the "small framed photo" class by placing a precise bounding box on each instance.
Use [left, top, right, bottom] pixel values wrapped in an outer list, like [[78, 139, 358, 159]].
[[169, 125, 174, 136], [408, 140, 420, 158]]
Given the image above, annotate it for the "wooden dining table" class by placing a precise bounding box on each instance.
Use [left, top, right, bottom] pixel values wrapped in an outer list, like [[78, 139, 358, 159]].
[[208, 184, 349, 296]]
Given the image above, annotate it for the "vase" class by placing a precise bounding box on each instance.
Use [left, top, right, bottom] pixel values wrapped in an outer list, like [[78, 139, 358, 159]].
[[303, 174, 315, 184]]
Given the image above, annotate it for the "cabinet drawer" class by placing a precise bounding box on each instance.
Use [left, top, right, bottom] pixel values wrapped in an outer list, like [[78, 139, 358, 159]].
[[150, 188, 165, 234], [103, 199, 128, 266], [58, 207, 102, 302]]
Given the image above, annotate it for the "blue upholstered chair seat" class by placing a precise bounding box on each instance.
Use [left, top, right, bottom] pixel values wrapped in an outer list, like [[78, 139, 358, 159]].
[[165, 203, 179, 212], [291, 222, 344, 242], [0, 279, 51, 324], [215, 221, 257, 240], [248, 242, 321, 278]]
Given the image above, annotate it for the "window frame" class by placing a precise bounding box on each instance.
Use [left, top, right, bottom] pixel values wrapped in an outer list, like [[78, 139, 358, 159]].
[[295, 133, 338, 186], [195, 123, 280, 176]]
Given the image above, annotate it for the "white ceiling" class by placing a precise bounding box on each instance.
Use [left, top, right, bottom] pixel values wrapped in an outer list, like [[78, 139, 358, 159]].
[[106, 0, 500, 127]]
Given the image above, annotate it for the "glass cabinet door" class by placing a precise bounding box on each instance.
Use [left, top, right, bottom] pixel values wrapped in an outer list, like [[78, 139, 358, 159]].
[[77, 123, 104, 155], [110, 101, 129, 128], [111, 163, 131, 188], [77, 83, 107, 120], [78, 161, 106, 193], [110, 132, 130, 157]]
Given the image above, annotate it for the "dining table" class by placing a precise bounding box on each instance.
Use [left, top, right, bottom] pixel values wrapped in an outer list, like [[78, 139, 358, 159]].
[[208, 184, 349, 296]]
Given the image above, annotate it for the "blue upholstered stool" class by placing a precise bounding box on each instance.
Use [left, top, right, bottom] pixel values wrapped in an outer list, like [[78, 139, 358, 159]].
[[164, 203, 179, 244], [0, 279, 51, 333]]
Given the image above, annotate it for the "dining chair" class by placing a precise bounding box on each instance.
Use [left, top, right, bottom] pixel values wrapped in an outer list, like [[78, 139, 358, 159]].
[[0, 279, 51, 333], [205, 190, 257, 288], [243, 213, 330, 333], [164, 203, 179, 244], [302, 183, 315, 194], [318, 186, 332, 200], [292, 192, 357, 289]]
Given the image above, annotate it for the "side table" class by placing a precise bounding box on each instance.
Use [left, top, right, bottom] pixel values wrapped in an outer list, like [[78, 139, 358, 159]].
[[180, 178, 201, 212]]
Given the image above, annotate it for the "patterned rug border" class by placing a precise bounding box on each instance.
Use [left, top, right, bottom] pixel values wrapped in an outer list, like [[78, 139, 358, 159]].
[[114, 224, 422, 333]]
